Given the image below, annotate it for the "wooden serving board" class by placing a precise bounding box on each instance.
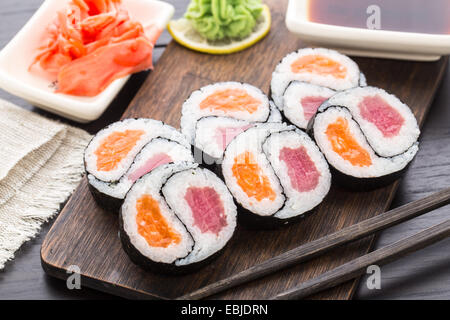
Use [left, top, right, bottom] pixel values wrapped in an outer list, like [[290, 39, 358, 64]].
[[41, 0, 448, 300]]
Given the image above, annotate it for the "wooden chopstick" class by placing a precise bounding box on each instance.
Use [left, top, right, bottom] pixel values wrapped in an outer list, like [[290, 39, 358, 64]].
[[178, 187, 450, 300], [271, 218, 450, 299]]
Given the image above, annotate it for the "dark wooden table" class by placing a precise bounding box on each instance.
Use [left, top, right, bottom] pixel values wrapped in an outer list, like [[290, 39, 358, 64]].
[[0, 0, 449, 300]]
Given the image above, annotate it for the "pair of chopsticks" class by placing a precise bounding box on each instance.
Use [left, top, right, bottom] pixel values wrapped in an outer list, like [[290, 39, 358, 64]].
[[178, 187, 450, 300]]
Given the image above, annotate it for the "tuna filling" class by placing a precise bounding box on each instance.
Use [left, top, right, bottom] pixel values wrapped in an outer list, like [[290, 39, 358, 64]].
[[184, 187, 227, 235], [279, 146, 320, 192]]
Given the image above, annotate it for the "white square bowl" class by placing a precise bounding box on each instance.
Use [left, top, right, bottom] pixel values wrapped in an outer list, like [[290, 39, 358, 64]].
[[0, 0, 174, 123], [286, 0, 450, 61]]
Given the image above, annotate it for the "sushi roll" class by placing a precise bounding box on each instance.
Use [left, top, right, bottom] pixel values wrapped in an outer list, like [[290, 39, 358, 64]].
[[119, 162, 237, 274], [181, 82, 272, 144], [271, 48, 363, 110], [85, 119, 194, 211], [309, 86, 420, 190], [267, 101, 283, 123], [282, 81, 336, 129], [222, 123, 331, 228]]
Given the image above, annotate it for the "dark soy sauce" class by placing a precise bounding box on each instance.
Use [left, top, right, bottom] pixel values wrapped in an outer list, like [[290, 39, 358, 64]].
[[308, 0, 449, 35]]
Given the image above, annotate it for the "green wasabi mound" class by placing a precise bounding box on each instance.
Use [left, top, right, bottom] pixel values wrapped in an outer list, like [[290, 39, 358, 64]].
[[185, 0, 264, 41]]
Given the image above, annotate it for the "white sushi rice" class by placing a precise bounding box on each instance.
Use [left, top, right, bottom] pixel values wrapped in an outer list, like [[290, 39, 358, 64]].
[[88, 138, 194, 200], [283, 82, 336, 129], [359, 73, 367, 87], [320, 87, 420, 157], [313, 107, 419, 178], [85, 119, 191, 182], [162, 167, 237, 266], [121, 163, 197, 264], [222, 123, 293, 216], [267, 101, 283, 122], [262, 129, 331, 219], [180, 82, 270, 144], [271, 48, 361, 110], [194, 116, 254, 160]]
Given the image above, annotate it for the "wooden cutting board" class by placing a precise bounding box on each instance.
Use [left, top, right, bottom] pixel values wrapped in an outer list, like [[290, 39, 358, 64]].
[[41, 0, 448, 300]]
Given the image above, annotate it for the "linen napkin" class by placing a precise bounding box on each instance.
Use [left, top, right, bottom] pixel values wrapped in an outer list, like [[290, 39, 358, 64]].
[[0, 99, 92, 269]]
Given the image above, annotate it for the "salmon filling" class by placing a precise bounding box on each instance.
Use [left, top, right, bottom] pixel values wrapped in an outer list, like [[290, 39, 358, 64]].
[[291, 55, 347, 79], [232, 152, 276, 201], [279, 146, 321, 192], [358, 95, 405, 138], [95, 129, 145, 172], [326, 117, 372, 167], [136, 194, 181, 248], [184, 187, 227, 235], [200, 89, 261, 114]]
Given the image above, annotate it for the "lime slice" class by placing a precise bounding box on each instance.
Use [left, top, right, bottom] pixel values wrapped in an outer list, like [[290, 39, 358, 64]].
[[168, 5, 271, 55]]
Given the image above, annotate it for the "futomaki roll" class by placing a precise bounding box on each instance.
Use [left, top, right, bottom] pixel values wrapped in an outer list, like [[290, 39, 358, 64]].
[[222, 123, 331, 228], [282, 81, 336, 129], [310, 86, 420, 190], [119, 162, 237, 273], [271, 48, 363, 110], [181, 82, 272, 144], [85, 119, 194, 211]]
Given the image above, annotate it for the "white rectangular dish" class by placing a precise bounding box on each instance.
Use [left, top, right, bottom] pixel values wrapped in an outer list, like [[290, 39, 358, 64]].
[[285, 0, 450, 61], [0, 0, 174, 123]]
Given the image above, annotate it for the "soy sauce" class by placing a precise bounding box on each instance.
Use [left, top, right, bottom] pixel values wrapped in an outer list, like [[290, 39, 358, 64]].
[[308, 0, 449, 35]]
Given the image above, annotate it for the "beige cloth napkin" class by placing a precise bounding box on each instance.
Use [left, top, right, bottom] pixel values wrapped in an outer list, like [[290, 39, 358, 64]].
[[0, 99, 92, 269]]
